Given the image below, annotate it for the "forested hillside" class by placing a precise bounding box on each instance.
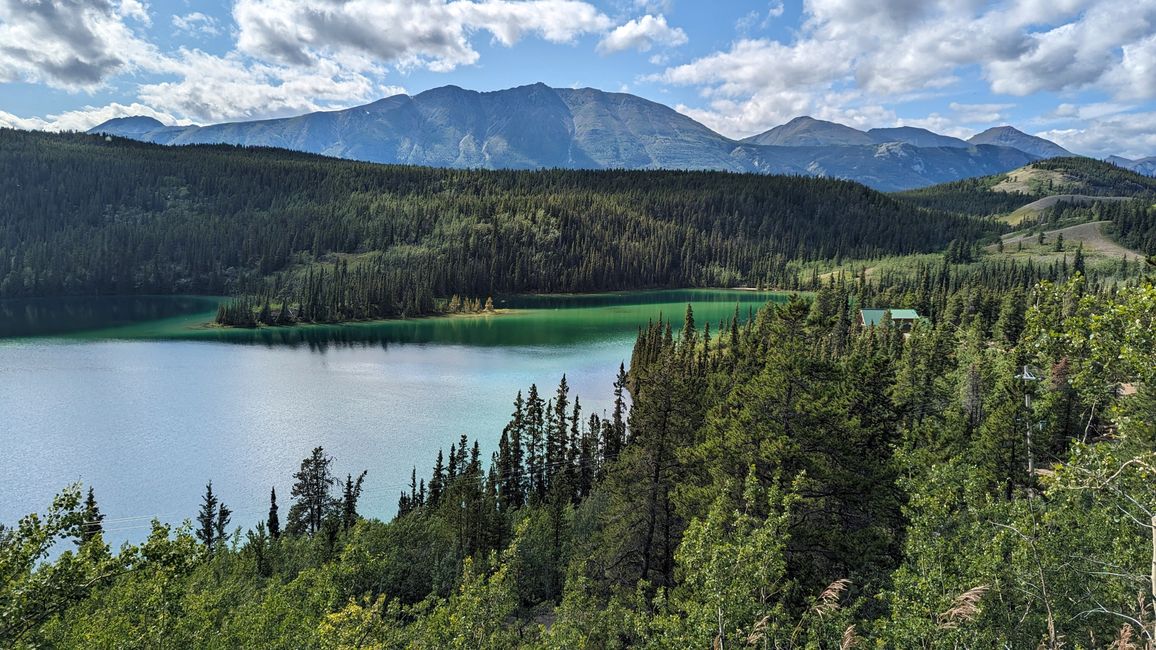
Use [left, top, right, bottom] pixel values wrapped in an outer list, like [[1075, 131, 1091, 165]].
[[5, 264, 1154, 648], [895, 156, 1156, 217], [0, 129, 991, 315]]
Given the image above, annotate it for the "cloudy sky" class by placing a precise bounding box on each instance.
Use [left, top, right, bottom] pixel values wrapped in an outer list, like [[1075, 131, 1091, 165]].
[[1, 0, 1154, 158]]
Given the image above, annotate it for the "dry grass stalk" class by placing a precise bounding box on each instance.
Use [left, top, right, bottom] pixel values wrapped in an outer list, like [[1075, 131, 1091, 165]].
[[840, 624, 861, 650], [937, 585, 989, 629], [746, 614, 770, 646], [812, 579, 851, 618], [1108, 623, 1137, 650]]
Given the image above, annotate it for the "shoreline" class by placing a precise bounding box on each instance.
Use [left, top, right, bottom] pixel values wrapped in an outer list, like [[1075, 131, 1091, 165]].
[[204, 307, 517, 332], [2, 288, 797, 342]]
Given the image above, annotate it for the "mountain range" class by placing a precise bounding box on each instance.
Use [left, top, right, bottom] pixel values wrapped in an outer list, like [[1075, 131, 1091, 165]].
[[1107, 155, 1156, 176], [92, 83, 1097, 192]]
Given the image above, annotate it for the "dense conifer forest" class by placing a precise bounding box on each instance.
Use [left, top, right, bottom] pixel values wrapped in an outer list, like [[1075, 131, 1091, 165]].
[[4, 263, 1154, 647], [0, 129, 993, 319], [3, 129, 1156, 647]]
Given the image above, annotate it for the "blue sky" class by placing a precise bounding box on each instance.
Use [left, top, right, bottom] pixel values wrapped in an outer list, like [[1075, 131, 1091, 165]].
[[1, 0, 1155, 157]]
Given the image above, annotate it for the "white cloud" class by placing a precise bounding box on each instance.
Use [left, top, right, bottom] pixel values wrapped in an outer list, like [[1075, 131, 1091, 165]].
[[1038, 112, 1156, 159], [948, 101, 1015, 123], [985, 1, 1156, 96], [0, 101, 185, 132], [119, 0, 149, 24], [656, 0, 1156, 139], [2, 0, 621, 126], [0, 0, 163, 90], [172, 12, 220, 37], [137, 49, 405, 122], [653, 37, 851, 134], [233, 0, 612, 72], [736, 2, 785, 34], [597, 14, 687, 54]]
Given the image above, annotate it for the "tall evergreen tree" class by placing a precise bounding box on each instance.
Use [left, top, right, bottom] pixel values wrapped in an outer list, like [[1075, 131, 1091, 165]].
[[547, 375, 570, 490], [215, 502, 232, 548], [288, 447, 335, 536], [79, 487, 103, 545], [526, 384, 545, 501], [429, 450, 445, 507], [196, 482, 219, 550], [341, 471, 368, 530], [267, 487, 280, 539]]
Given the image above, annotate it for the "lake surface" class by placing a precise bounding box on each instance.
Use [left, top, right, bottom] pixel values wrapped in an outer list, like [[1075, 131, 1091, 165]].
[[0, 290, 784, 547]]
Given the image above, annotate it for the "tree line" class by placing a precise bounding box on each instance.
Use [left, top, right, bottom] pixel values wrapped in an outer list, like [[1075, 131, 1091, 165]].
[[1, 129, 993, 307], [4, 266, 1155, 647]]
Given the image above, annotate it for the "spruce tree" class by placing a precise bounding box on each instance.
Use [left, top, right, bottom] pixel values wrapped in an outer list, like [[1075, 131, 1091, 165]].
[[429, 449, 445, 506], [526, 384, 545, 500], [341, 471, 367, 530], [215, 502, 232, 548], [196, 482, 219, 550], [267, 487, 280, 539], [447, 443, 458, 480], [547, 376, 570, 489], [79, 487, 104, 545], [609, 362, 628, 459], [288, 447, 335, 536]]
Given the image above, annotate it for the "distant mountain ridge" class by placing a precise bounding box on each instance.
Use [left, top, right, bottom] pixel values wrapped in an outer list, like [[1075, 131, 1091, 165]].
[[1107, 155, 1156, 176], [966, 126, 1072, 159], [91, 83, 1080, 191]]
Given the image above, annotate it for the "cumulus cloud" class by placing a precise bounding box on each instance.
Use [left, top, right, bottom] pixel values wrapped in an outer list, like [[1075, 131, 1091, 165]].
[[137, 49, 405, 122], [1038, 112, 1156, 159], [948, 102, 1016, 123], [657, 0, 1156, 138], [0, 0, 161, 90], [172, 12, 220, 37], [233, 0, 613, 72], [597, 14, 686, 54], [0, 0, 633, 126], [0, 101, 185, 132], [736, 2, 785, 34]]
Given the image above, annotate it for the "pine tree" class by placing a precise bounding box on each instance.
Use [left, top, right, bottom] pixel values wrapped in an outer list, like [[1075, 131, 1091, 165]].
[[429, 449, 445, 507], [547, 376, 570, 490], [510, 391, 525, 506], [79, 487, 104, 545], [196, 481, 219, 550], [215, 502, 232, 548], [267, 487, 280, 539], [526, 384, 545, 501], [288, 447, 335, 536], [341, 471, 368, 530], [608, 362, 628, 460], [447, 443, 458, 480]]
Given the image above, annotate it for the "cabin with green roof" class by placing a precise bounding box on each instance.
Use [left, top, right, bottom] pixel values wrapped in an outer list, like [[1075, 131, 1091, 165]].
[[859, 308, 921, 332]]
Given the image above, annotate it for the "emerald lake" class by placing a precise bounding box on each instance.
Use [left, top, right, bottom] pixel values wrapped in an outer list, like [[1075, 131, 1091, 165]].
[[0, 290, 786, 546]]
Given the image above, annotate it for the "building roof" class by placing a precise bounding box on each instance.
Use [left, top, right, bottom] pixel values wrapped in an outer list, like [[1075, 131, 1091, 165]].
[[859, 308, 921, 327]]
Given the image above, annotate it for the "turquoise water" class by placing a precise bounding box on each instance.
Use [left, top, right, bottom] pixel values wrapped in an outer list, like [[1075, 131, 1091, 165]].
[[0, 290, 785, 546]]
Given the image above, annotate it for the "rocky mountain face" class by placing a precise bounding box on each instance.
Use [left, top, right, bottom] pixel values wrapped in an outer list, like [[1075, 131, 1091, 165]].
[[966, 126, 1072, 159], [91, 84, 1075, 191], [1107, 155, 1156, 177]]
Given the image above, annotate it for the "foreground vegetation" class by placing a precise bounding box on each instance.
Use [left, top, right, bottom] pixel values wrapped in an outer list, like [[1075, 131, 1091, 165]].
[[4, 263, 1153, 647]]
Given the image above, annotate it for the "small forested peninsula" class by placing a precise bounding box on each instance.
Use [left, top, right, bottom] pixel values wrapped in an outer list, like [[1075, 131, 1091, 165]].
[[0, 129, 991, 322], [5, 269, 1155, 648]]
